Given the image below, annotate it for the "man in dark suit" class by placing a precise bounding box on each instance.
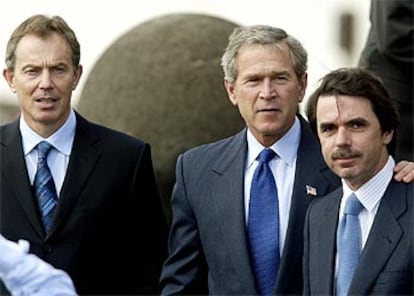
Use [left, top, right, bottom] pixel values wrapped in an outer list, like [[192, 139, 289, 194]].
[[0, 14, 167, 294], [358, 0, 414, 161], [159, 25, 413, 295], [304, 67, 413, 295]]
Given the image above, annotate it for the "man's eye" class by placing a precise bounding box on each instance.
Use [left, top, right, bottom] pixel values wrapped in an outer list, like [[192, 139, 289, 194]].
[[245, 78, 260, 86], [273, 76, 289, 84], [25, 69, 39, 75], [349, 121, 367, 129], [320, 125, 335, 133], [52, 68, 66, 74]]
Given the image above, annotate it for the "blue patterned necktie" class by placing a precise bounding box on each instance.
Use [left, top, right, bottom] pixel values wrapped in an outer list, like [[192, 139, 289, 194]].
[[34, 141, 58, 234], [248, 148, 279, 296], [336, 193, 364, 296]]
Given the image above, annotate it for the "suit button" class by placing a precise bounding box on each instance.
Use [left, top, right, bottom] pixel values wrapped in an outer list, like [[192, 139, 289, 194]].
[[43, 244, 53, 253]]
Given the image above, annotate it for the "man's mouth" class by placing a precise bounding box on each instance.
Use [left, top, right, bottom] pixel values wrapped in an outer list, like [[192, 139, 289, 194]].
[[35, 97, 59, 104], [257, 108, 279, 113]]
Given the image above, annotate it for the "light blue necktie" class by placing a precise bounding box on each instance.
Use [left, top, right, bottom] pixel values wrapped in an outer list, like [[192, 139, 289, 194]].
[[336, 194, 364, 296], [248, 148, 279, 296], [34, 141, 58, 234]]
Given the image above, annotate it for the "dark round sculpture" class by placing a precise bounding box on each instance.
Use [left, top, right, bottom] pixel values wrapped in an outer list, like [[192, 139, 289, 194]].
[[77, 14, 245, 221]]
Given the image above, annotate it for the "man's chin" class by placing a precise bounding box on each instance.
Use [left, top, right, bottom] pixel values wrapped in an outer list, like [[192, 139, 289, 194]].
[[333, 167, 357, 180]]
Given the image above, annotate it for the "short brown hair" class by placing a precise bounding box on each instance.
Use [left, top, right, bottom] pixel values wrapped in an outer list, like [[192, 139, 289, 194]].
[[5, 14, 80, 72]]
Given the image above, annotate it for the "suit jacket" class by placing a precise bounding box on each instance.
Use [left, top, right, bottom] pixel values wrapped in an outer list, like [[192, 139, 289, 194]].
[[303, 180, 414, 295], [0, 112, 168, 295], [359, 0, 414, 160], [160, 116, 340, 295]]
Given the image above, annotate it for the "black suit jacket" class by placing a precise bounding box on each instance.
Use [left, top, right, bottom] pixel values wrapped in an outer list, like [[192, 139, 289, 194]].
[[303, 180, 414, 295], [160, 116, 340, 295], [358, 0, 414, 160], [0, 112, 168, 294]]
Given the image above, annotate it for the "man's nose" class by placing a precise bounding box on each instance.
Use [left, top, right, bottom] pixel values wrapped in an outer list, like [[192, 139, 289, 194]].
[[259, 78, 276, 100]]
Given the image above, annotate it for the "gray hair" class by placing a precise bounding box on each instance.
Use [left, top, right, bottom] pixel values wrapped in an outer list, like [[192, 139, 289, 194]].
[[221, 25, 307, 84]]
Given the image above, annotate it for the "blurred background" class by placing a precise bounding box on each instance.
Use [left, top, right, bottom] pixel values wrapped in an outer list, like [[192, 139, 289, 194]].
[[0, 0, 371, 217], [0, 0, 369, 111]]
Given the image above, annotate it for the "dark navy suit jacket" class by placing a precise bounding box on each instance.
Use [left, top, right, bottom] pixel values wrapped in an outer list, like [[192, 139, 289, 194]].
[[0, 112, 167, 294]]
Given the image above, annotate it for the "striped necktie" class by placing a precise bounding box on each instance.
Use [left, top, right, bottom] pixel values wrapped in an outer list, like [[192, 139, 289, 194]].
[[34, 141, 58, 234]]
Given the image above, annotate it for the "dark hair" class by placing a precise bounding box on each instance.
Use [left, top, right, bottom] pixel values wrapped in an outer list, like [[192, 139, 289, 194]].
[[5, 14, 80, 72], [306, 67, 400, 156]]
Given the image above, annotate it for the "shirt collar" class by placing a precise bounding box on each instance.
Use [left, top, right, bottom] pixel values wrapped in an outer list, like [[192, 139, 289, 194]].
[[246, 116, 301, 168], [342, 156, 395, 211], [20, 109, 77, 156]]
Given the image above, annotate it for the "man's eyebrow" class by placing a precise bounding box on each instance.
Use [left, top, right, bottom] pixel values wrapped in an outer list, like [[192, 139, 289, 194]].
[[345, 117, 369, 126], [319, 122, 336, 129]]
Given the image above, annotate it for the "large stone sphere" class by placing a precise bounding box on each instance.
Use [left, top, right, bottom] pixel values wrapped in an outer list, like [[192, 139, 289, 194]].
[[77, 14, 245, 220]]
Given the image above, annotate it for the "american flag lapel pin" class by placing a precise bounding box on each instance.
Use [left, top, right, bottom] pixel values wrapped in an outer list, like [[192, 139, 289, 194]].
[[306, 185, 317, 196]]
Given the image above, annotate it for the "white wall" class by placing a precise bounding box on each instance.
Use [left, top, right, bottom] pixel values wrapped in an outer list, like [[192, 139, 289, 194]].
[[0, 0, 370, 107]]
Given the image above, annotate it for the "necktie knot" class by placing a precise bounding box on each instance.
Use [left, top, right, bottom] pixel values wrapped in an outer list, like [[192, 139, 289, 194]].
[[258, 148, 276, 164], [344, 194, 364, 216], [37, 141, 53, 160]]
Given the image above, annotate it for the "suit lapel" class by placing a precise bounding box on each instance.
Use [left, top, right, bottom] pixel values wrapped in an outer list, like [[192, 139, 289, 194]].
[[350, 181, 406, 294], [1, 119, 45, 237], [209, 129, 257, 293], [277, 116, 339, 292], [48, 114, 101, 237], [315, 189, 341, 292]]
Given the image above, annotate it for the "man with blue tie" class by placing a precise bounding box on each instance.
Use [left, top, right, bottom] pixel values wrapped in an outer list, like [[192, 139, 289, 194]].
[[0, 14, 167, 294], [303, 67, 413, 295], [159, 25, 414, 295]]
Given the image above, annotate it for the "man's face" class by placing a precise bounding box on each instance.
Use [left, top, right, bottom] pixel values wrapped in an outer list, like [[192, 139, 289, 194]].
[[224, 44, 306, 147], [3, 32, 82, 137], [316, 95, 393, 190]]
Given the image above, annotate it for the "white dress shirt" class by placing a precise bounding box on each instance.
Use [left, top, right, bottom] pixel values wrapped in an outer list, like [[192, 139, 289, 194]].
[[0, 234, 77, 295], [335, 156, 395, 277], [20, 110, 76, 196], [339, 156, 395, 248], [244, 116, 301, 255]]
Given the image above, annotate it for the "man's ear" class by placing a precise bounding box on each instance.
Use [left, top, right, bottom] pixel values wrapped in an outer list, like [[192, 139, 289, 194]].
[[383, 129, 394, 145], [298, 72, 308, 102], [72, 65, 83, 90], [224, 79, 238, 106], [3, 68, 16, 93]]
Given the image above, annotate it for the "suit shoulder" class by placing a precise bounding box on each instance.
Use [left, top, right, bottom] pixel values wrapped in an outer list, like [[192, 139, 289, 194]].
[[180, 131, 244, 163], [0, 119, 19, 143], [77, 115, 148, 149], [387, 179, 414, 194], [309, 187, 342, 211], [387, 180, 414, 205]]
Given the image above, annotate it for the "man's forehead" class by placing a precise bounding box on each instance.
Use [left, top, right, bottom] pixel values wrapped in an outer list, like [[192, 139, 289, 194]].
[[317, 95, 375, 121]]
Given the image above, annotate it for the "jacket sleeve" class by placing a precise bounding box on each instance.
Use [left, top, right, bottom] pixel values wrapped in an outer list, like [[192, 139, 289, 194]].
[[159, 153, 208, 295]]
